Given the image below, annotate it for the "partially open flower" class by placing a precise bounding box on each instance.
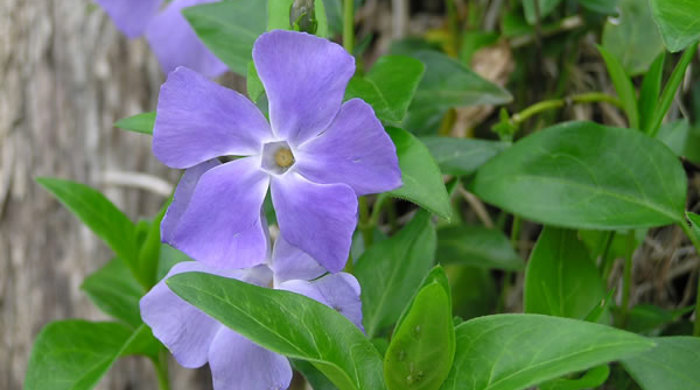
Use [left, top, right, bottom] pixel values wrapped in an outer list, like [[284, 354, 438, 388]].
[[94, 0, 227, 77], [140, 239, 363, 390], [153, 30, 402, 273]]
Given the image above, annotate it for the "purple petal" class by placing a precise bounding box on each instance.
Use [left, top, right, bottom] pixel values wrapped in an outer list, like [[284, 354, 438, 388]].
[[271, 173, 357, 273], [252, 30, 355, 145], [145, 0, 228, 78], [278, 273, 363, 330], [296, 99, 402, 195], [140, 261, 256, 368], [162, 159, 221, 243], [208, 328, 292, 390], [95, 0, 162, 38], [153, 67, 272, 169], [171, 157, 270, 268], [270, 235, 326, 285]]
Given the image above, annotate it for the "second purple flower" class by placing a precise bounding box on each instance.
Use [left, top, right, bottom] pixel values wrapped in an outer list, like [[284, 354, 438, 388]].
[[153, 30, 402, 273]]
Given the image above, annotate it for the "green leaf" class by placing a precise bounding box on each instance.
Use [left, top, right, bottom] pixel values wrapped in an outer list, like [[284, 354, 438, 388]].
[[25, 321, 156, 390], [137, 206, 167, 288], [649, 0, 700, 52], [184, 0, 267, 75], [114, 112, 155, 135], [597, 45, 639, 128], [404, 51, 512, 134], [540, 365, 611, 390], [385, 267, 455, 390], [524, 227, 608, 321], [81, 258, 144, 327], [355, 211, 437, 338], [689, 212, 700, 237], [436, 225, 523, 271], [522, 0, 562, 24], [36, 178, 140, 279], [657, 119, 691, 156], [471, 121, 687, 229], [167, 273, 386, 390], [293, 359, 339, 390], [268, 0, 293, 30], [624, 304, 692, 334], [448, 265, 498, 320], [246, 62, 265, 103], [420, 137, 509, 176], [601, 0, 664, 76], [648, 45, 697, 137], [440, 314, 654, 390], [345, 56, 425, 125], [577, 0, 618, 14], [388, 127, 452, 219], [639, 54, 666, 135], [622, 337, 700, 389]]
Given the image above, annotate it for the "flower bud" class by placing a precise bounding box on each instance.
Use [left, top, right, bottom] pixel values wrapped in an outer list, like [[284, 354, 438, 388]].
[[290, 0, 317, 34]]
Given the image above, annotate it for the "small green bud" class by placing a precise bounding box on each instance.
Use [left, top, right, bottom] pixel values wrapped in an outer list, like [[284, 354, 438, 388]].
[[290, 0, 317, 34]]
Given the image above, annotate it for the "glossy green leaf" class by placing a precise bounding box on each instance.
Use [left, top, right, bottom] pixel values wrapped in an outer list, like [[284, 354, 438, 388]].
[[471, 121, 687, 229], [657, 119, 691, 156], [25, 321, 156, 390], [597, 45, 639, 128], [114, 112, 155, 135], [440, 314, 654, 390], [524, 227, 608, 321], [649, 0, 700, 52], [437, 226, 523, 271], [345, 56, 425, 125], [622, 337, 700, 389], [36, 178, 139, 277], [420, 137, 509, 176], [385, 267, 455, 390], [404, 51, 512, 134], [522, 0, 562, 24], [246, 62, 264, 103], [601, 0, 664, 76], [184, 0, 267, 75], [167, 273, 386, 390], [540, 365, 611, 390], [81, 258, 144, 327], [355, 211, 437, 338], [447, 265, 498, 320], [388, 127, 452, 219]]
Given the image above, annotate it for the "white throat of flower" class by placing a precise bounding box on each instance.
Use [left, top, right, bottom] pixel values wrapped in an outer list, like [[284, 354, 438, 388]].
[[261, 140, 296, 175]]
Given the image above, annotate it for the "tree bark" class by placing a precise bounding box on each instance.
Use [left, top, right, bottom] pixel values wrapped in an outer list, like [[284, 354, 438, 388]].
[[0, 0, 208, 388]]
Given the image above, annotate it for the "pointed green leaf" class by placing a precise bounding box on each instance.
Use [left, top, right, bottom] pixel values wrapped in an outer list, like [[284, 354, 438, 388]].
[[649, 0, 700, 52], [437, 225, 524, 271], [184, 0, 267, 75], [597, 45, 639, 128], [81, 258, 144, 327], [346, 56, 425, 125], [114, 112, 155, 135], [540, 365, 611, 390], [25, 321, 157, 390], [524, 227, 608, 321], [440, 314, 654, 390], [36, 178, 139, 277], [356, 211, 437, 338], [388, 127, 452, 219], [385, 267, 455, 390], [167, 273, 386, 390], [622, 337, 700, 390], [471, 121, 687, 229]]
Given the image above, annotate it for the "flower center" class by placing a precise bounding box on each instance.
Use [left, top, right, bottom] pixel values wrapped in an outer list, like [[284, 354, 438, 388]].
[[261, 140, 295, 174], [274, 148, 294, 168]]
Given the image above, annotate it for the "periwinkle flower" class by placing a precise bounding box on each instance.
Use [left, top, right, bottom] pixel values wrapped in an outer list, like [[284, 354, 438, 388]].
[[140, 238, 363, 390], [153, 30, 401, 273], [95, 0, 227, 77]]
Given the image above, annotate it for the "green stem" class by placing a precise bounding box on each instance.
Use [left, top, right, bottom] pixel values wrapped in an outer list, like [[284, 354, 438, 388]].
[[511, 92, 624, 127], [649, 44, 697, 137], [154, 348, 170, 390], [445, 0, 460, 55], [510, 215, 521, 250], [343, 0, 354, 53], [678, 221, 700, 336], [600, 231, 617, 282]]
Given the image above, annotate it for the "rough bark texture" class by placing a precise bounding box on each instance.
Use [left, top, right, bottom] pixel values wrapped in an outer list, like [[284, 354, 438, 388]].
[[0, 1, 209, 388]]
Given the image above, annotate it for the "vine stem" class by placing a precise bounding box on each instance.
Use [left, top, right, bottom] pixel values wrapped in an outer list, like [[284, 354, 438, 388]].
[[343, 0, 354, 53], [510, 92, 624, 127], [154, 348, 170, 390], [678, 221, 700, 336]]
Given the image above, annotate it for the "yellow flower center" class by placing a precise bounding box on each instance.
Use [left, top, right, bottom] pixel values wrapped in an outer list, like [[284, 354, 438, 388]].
[[274, 148, 295, 168]]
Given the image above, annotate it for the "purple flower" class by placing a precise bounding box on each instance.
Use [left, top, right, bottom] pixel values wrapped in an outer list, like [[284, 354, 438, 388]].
[[95, 0, 227, 77], [140, 240, 363, 390], [153, 30, 401, 273]]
